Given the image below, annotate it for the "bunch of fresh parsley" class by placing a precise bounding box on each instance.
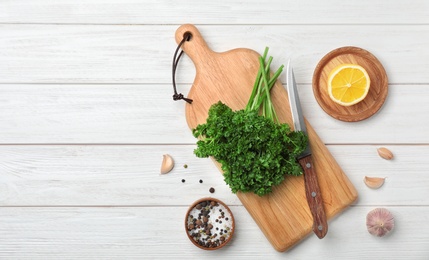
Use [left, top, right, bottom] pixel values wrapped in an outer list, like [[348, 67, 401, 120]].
[[192, 48, 308, 196]]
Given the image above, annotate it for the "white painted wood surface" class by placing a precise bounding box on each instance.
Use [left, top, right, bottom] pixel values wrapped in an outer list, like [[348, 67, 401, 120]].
[[0, 1, 428, 259]]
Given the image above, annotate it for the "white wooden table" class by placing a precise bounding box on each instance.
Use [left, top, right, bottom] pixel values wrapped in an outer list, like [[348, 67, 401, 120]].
[[1, 1, 428, 259]]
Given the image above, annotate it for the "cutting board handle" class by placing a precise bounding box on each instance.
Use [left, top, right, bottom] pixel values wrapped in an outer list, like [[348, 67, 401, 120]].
[[175, 24, 214, 66]]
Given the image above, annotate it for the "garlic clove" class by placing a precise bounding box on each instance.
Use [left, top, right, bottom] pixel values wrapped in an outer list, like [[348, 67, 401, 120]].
[[377, 147, 394, 160], [160, 154, 174, 174], [364, 176, 386, 189], [366, 208, 394, 237]]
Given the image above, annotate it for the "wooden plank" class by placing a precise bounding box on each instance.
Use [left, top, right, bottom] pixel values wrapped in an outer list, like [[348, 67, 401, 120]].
[[0, 206, 427, 258], [0, 84, 195, 144], [0, 145, 239, 207], [300, 83, 429, 145], [0, 25, 429, 84], [0, 145, 427, 207], [0, 0, 428, 25], [0, 84, 427, 144]]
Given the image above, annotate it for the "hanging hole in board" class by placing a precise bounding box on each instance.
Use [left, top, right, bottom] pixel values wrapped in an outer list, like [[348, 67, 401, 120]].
[[183, 32, 192, 41]]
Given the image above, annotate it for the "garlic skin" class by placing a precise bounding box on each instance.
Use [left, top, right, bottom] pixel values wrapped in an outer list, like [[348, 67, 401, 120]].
[[160, 154, 175, 174], [364, 176, 385, 189], [366, 208, 394, 237]]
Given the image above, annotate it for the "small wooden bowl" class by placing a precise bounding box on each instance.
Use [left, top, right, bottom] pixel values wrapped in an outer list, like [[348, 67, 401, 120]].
[[185, 197, 235, 250], [312, 46, 388, 122]]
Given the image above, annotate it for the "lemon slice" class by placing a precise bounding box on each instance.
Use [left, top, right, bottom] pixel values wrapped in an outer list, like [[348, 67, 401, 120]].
[[328, 64, 370, 106]]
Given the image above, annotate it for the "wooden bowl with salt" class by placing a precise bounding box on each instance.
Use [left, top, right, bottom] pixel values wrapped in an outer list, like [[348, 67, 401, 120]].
[[185, 197, 235, 250]]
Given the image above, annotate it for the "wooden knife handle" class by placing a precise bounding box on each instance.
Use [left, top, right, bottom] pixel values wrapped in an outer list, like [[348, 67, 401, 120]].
[[298, 154, 328, 238]]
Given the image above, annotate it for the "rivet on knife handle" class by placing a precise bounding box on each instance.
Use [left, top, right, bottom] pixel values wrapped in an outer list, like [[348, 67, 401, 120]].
[[299, 154, 328, 239]]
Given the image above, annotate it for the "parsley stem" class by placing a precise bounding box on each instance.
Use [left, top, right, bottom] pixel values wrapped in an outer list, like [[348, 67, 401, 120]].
[[246, 47, 283, 124], [246, 47, 269, 111]]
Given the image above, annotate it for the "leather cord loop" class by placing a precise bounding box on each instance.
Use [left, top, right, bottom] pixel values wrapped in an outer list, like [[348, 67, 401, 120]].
[[172, 32, 193, 104]]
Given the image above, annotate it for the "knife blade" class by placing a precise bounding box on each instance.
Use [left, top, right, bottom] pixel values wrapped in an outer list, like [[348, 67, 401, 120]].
[[286, 60, 328, 239]]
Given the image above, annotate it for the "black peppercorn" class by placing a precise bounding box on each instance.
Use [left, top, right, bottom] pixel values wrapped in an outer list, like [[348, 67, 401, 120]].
[[209, 187, 215, 193], [199, 179, 203, 183], [181, 179, 185, 183]]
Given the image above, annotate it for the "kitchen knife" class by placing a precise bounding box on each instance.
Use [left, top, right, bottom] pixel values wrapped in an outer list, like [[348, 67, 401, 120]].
[[286, 60, 328, 239]]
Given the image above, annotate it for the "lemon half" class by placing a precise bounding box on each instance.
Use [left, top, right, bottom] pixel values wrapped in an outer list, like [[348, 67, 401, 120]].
[[328, 64, 370, 106]]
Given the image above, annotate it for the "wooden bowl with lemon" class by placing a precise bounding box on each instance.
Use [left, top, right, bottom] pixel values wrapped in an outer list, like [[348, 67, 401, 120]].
[[312, 46, 388, 122]]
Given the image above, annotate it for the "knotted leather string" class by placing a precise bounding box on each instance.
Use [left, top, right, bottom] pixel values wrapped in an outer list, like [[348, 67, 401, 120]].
[[172, 32, 193, 104]]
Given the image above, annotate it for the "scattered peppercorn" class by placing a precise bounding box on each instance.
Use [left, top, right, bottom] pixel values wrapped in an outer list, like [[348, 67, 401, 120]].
[[182, 179, 186, 183], [184, 164, 188, 168], [209, 187, 215, 193], [199, 179, 203, 183]]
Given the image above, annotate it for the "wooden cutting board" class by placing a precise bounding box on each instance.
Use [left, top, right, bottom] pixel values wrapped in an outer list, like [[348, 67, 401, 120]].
[[175, 24, 358, 252]]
